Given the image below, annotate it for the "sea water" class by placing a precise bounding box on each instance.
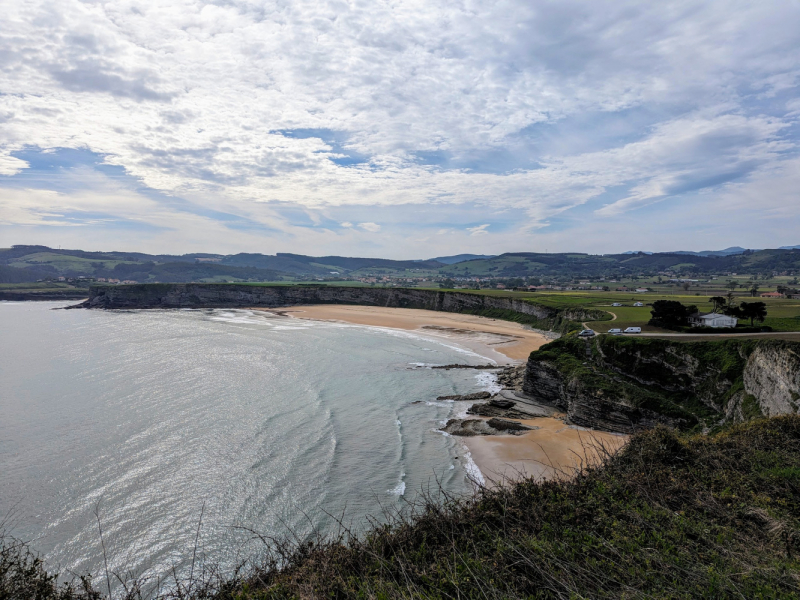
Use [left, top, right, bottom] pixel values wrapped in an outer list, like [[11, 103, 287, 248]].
[[0, 301, 494, 585]]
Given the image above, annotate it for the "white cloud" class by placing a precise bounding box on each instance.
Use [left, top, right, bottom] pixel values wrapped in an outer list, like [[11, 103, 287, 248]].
[[0, 0, 799, 253], [467, 224, 490, 236], [358, 222, 381, 232], [0, 153, 29, 176]]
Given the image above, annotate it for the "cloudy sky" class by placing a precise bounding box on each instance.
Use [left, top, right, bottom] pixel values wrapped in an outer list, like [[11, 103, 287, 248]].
[[1, 0, 799, 257]]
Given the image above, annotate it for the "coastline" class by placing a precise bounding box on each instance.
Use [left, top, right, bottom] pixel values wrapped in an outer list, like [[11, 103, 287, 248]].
[[254, 304, 625, 485], [461, 418, 628, 486], [264, 304, 552, 363]]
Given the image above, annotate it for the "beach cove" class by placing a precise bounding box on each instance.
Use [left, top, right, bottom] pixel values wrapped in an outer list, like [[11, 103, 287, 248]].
[[273, 304, 628, 486]]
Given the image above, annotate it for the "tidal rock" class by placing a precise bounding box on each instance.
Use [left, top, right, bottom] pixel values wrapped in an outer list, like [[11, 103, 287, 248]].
[[436, 391, 492, 401], [440, 417, 534, 437]]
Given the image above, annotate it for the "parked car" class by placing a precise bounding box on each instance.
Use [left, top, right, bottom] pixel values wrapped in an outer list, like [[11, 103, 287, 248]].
[[607, 328, 622, 335], [624, 327, 642, 334], [611, 303, 623, 307], [578, 329, 595, 337]]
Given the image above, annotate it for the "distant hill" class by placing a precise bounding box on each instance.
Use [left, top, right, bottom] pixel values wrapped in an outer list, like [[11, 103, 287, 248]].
[[671, 246, 753, 257], [3, 245, 799, 283], [428, 254, 496, 264], [439, 249, 800, 277], [625, 246, 759, 257], [0, 246, 446, 283]]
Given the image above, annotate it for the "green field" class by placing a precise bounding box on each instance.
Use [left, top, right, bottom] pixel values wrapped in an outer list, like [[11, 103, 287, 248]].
[[429, 288, 800, 333], [9, 252, 138, 274]]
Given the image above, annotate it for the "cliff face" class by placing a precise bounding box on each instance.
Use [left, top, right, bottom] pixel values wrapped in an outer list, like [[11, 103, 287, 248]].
[[79, 283, 605, 330], [523, 338, 800, 433], [742, 344, 800, 417]]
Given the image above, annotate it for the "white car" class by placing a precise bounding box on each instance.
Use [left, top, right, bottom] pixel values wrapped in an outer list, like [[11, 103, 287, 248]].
[[578, 329, 596, 337], [607, 328, 622, 334], [611, 303, 623, 307], [624, 327, 642, 334]]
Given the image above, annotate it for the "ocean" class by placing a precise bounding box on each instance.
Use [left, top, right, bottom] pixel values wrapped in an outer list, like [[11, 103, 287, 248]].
[[0, 301, 496, 586]]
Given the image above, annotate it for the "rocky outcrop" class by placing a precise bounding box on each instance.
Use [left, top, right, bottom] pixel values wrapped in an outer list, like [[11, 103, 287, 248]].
[[742, 344, 800, 416], [440, 417, 535, 437], [523, 361, 567, 409], [522, 338, 800, 433], [437, 391, 492, 401], [496, 365, 525, 390], [75, 283, 605, 330]]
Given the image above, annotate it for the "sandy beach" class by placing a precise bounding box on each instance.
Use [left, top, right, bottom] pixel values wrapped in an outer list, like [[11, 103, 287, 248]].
[[461, 417, 628, 486], [254, 304, 626, 484], [270, 304, 551, 363]]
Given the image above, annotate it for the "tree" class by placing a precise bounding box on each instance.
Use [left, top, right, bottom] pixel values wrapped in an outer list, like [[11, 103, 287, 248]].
[[727, 280, 738, 292], [682, 282, 691, 292], [739, 301, 767, 326], [649, 300, 694, 329], [750, 283, 760, 297], [709, 296, 726, 312]]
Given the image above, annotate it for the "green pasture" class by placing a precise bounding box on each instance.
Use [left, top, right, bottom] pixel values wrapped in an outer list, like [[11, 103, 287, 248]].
[[8, 252, 137, 274], [448, 289, 800, 332]]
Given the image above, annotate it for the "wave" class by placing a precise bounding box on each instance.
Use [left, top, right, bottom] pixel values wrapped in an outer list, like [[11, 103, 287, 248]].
[[462, 451, 485, 487], [387, 472, 406, 496]]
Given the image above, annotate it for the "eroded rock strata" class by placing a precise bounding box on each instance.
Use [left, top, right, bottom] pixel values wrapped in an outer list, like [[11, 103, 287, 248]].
[[523, 337, 800, 433], [75, 283, 604, 330]]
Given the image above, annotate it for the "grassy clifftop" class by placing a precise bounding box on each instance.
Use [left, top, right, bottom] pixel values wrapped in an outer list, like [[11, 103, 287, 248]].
[[6, 417, 799, 598], [526, 336, 800, 431]]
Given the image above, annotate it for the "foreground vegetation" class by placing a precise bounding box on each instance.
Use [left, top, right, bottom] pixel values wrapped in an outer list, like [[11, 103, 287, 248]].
[[4, 417, 800, 598]]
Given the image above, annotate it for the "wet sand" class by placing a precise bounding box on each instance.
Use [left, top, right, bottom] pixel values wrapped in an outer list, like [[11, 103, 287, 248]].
[[250, 304, 621, 483], [462, 417, 628, 486], [270, 304, 551, 363]]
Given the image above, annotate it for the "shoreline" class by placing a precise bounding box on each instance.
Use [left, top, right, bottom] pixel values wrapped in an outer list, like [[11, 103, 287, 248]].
[[460, 418, 628, 487], [260, 304, 553, 364], [252, 304, 626, 484]]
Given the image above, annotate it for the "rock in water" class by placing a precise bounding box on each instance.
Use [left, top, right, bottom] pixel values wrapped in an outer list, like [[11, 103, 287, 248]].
[[437, 391, 492, 401]]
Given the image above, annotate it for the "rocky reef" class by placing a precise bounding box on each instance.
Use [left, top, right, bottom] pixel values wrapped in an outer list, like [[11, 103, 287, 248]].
[[522, 337, 800, 433], [74, 283, 606, 332], [441, 417, 536, 437]]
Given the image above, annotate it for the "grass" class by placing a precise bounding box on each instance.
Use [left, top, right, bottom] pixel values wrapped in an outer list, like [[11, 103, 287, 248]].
[[8, 252, 137, 275], [7, 417, 799, 598]]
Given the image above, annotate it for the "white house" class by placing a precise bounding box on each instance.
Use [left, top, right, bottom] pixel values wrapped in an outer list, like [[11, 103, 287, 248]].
[[690, 313, 738, 328]]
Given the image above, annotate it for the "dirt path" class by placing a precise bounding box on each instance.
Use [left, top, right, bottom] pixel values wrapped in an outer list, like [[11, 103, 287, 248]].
[[583, 310, 617, 330]]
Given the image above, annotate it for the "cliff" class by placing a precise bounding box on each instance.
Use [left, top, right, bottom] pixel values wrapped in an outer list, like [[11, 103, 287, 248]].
[[76, 283, 606, 332], [523, 337, 800, 433]]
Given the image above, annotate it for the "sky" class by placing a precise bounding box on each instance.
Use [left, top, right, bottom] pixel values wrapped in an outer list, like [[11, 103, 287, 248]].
[[1, 0, 799, 258]]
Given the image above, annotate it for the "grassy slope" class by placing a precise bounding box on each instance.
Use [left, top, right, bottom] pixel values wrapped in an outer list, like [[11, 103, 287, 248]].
[[6, 418, 799, 599], [243, 418, 800, 598]]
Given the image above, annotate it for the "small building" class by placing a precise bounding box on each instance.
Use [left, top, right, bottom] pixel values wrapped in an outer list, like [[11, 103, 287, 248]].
[[635, 288, 649, 293], [760, 292, 785, 298], [689, 312, 738, 328]]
